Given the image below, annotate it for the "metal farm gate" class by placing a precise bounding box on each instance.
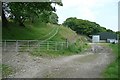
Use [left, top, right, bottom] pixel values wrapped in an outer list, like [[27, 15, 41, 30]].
[[2, 40, 69, 52]]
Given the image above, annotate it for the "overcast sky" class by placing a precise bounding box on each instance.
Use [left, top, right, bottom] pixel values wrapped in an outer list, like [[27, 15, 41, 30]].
[[54, 0, 119, 31]]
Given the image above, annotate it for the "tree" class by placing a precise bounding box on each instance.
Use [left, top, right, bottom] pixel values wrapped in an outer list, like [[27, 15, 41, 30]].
[[2, 2, 9, 27], [116, 31, 120, 40], [2, 1, 63, 27], [63, 17, 108, 36], [49, 12, 58, 24], [9, 2, 55, 27], [2, 9, 8, 27], [106, 29, 113, 32]]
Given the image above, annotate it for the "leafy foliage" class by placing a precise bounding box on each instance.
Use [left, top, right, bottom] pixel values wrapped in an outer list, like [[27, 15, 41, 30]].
[[2, 1, 62, 27], [116, 31, 120, 40], [62, 17, 114, 36], [49, 12, 58, 24]]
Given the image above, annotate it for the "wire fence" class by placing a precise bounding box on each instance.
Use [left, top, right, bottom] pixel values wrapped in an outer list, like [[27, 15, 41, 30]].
[[2, 40, 69, 52]]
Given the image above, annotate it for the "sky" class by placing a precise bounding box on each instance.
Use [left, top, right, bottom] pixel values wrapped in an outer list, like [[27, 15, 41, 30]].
[[54, 0, 119, 31]]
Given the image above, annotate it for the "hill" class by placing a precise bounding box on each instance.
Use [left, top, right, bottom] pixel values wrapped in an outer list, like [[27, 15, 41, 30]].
[[2, 22, 89, 57], [63, 17, 114, 37]]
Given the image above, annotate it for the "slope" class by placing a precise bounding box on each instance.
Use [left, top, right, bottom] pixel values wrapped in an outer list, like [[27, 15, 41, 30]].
[[2, 22, 89, 57]]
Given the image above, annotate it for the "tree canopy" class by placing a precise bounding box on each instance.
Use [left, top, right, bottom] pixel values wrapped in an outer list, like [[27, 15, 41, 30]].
[[116, 31, 120, 40], [62, 17, 113, 36], [2, 1, 62, 27], [49, 12, 58, 24]]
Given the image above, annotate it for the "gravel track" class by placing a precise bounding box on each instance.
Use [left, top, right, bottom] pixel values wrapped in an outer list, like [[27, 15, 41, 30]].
[[2, 43, 115, 78]]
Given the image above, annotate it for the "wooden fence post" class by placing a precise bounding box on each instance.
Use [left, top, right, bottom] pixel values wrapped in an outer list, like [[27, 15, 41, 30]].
[[28, 40, 30, 52], [47, 41, 49, 50], [16, 40, 18, 53], [4, 40, 6, 51], [66, 39, 68, 48], [61, 42, 64, 50], [55, 42, 57, 51], [39, 41, 41, 51]]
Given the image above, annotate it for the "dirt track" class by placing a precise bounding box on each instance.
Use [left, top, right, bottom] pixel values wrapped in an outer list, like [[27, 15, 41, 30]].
[[2, 43, 115, 78]]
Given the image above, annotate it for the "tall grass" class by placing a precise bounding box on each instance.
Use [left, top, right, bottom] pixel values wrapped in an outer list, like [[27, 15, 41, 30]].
[[103, 44, 119, 78], [1, 64, 14, 78], [30, 43, 89, 58]]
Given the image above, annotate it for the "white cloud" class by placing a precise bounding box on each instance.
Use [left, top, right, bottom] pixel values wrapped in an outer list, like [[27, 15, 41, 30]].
[[80, 8, 96, 21], [55, 0, 119, 31], [55, 0, 98, 23]]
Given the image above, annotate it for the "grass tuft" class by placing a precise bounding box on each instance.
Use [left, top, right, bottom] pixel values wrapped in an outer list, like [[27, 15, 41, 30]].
[[2, 64, 14, 78]]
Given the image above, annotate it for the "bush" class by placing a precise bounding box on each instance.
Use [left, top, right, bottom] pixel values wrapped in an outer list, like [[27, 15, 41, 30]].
[[68, 43, 81, 53]]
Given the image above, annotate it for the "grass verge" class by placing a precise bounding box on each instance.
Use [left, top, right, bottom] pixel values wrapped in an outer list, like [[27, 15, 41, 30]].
[[30, 42, 89, 58], [0, 64, 14, 78], [102, 43, 119, 78]]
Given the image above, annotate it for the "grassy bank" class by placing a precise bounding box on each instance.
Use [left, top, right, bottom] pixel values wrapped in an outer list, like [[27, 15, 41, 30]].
[[2, 22, 56, 40], [102, 43, 119, 78], [3, 22, 89, 57]]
